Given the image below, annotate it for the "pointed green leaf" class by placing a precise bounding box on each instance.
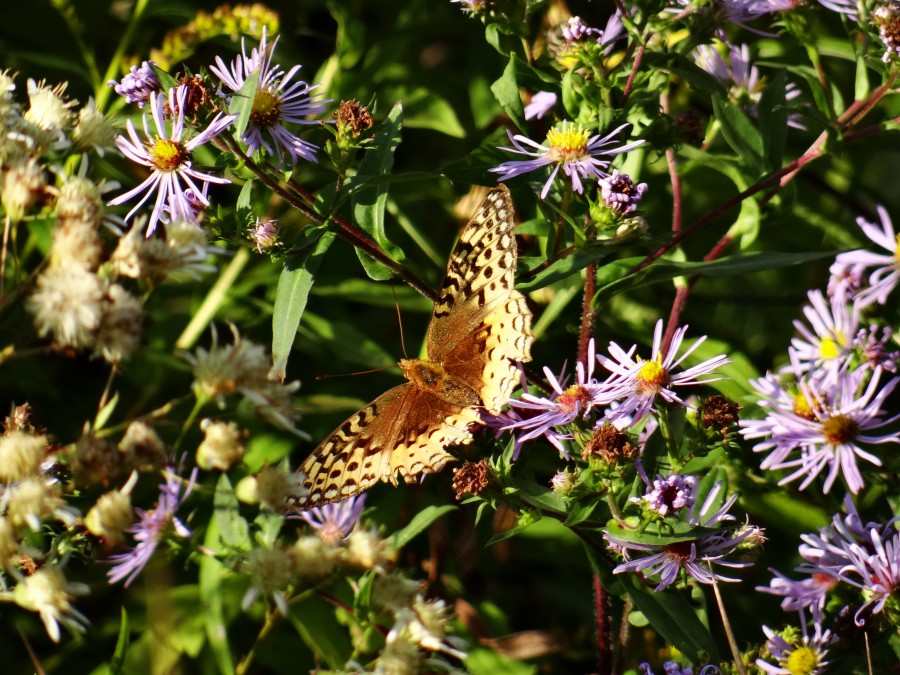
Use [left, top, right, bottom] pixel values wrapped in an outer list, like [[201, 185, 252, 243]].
[[272, 227, 337, 378], [491, 54, 526, 131], [621, 576, 720, 664], [212, 473, 252, 551], [712, 97, 763, 174], [392, 504, 457, 549], [200, 512, 236, 675], [350, 102, 405, 280], [230, 68, 261, 140]]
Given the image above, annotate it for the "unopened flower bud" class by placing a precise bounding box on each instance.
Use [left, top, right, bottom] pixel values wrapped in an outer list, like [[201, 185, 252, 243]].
[[2, 158, 46, 224], [342, 528, 395, 570], [292, 535, 339, 578], [196, 419, 245, 471], [84, 474, 136, 546], [241, 547, 294, 600], [0, 430, 48, 482], [118, 421, 165, 471], [72, 99, 117, 155], [25, 79, 75, 134]]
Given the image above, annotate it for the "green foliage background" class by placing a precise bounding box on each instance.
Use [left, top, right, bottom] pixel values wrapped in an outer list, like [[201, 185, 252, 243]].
[[0, 0, 898, 672]]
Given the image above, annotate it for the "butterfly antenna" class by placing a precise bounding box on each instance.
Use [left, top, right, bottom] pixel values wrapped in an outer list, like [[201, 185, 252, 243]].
[[316, 364, 393, 381], [392, 284, 409, 359]]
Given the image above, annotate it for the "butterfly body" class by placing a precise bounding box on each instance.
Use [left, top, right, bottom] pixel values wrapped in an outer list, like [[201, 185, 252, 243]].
[[289, 186, 533, 510]]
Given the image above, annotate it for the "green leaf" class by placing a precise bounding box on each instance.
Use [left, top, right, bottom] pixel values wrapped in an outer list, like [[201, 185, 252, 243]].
[[109, 607, 129, 675], [236, 178, 254, 212], [854, 54, 870, 101], [199, 521, 235, 675], [681, 447, 727, 474], [392, 504, 457, 549], [301, 311, 397, 369], [757, 70, 787, 172], [396, 88, 465, 137], [603, 519, 726, 547], [517, 249, 613, 292], [466, 647, 536, 675], [622, 576, 720, 664], [711, 97, 763, 174], [230, 68, 261, 140], [287, 597, 350, 668], [212, 474, 252, 552], [564, 498, 601, 527], [441, 126, 510, 184], [271, 227, 337, 379], [491, 54, 526, 132], [350, 102, 405, 280], [94, 391, 119, 430], [594, 250, 840, 300], [505, 477, 567, 513]]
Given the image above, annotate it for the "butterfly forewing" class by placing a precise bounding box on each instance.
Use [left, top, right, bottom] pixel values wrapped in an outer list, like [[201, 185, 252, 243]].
[[428, 185, 533, 412]]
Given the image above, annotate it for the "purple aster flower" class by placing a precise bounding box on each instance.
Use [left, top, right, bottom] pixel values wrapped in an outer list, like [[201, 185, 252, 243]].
[[450, 0, 484, 13], [249, 216, 280, 253], [604, 483, 754, 591], [757, 617, 836, 674], [714, 0, 857, 23], [598, 170, 648, 214], [597, 320, 731, 427], [793, 497, 900, 625], [562, 16, 603, 42], [524, 91, 557, 120], [108, 60, 161, 108], [694, 41, 805, 128], [874, 5, 900, 62], [489, 121, 643, 200], [637, 473, 698, 517], [827, 259, 866, 300], [833, 206, 900, 307], [106, 467, 198, 587], [830, 526, 900, 623], [784, 289, 859, 386], [758, 569, 834, 621], [743, 367, 900, 494], [210, 29, 330, 167], [108, 85, 236, 236], [297, 493, 366, 544], [503, 339, 617, 457], [856, 325, 899, 373]]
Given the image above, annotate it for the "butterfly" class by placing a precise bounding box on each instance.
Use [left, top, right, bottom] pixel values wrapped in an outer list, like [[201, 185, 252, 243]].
[[288, 185, 533, 510]]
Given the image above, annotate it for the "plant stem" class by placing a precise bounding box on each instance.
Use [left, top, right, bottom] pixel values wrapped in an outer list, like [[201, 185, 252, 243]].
[[708, 567, 747, 675], [176, 246, 251, 351]]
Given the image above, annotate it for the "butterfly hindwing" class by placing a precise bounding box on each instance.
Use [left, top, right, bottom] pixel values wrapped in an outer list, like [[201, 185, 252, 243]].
[[292, 384, 478, 508]]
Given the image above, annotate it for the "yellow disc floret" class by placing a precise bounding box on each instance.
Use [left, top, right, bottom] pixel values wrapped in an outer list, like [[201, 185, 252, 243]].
[[149, 137, 188, 171], [546, 122, 590, 163], [250, 88, 282, 128], [636, 359, 668, 394], [785, 645, 819, 675]]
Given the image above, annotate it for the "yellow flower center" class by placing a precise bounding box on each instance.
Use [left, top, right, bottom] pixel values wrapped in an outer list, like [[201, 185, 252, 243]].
[[149, 138, 188, 172], [792, 393, 815, 420], [895, 233, 900, 264], [557, 384, 589, 413], [636, 359, 668, 394], [822, 414, 858, 445], [250, 88, 282, 128], [819, 335, 843, 360], [785, 645, 819, 675], [546, 122, 590, 163]]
